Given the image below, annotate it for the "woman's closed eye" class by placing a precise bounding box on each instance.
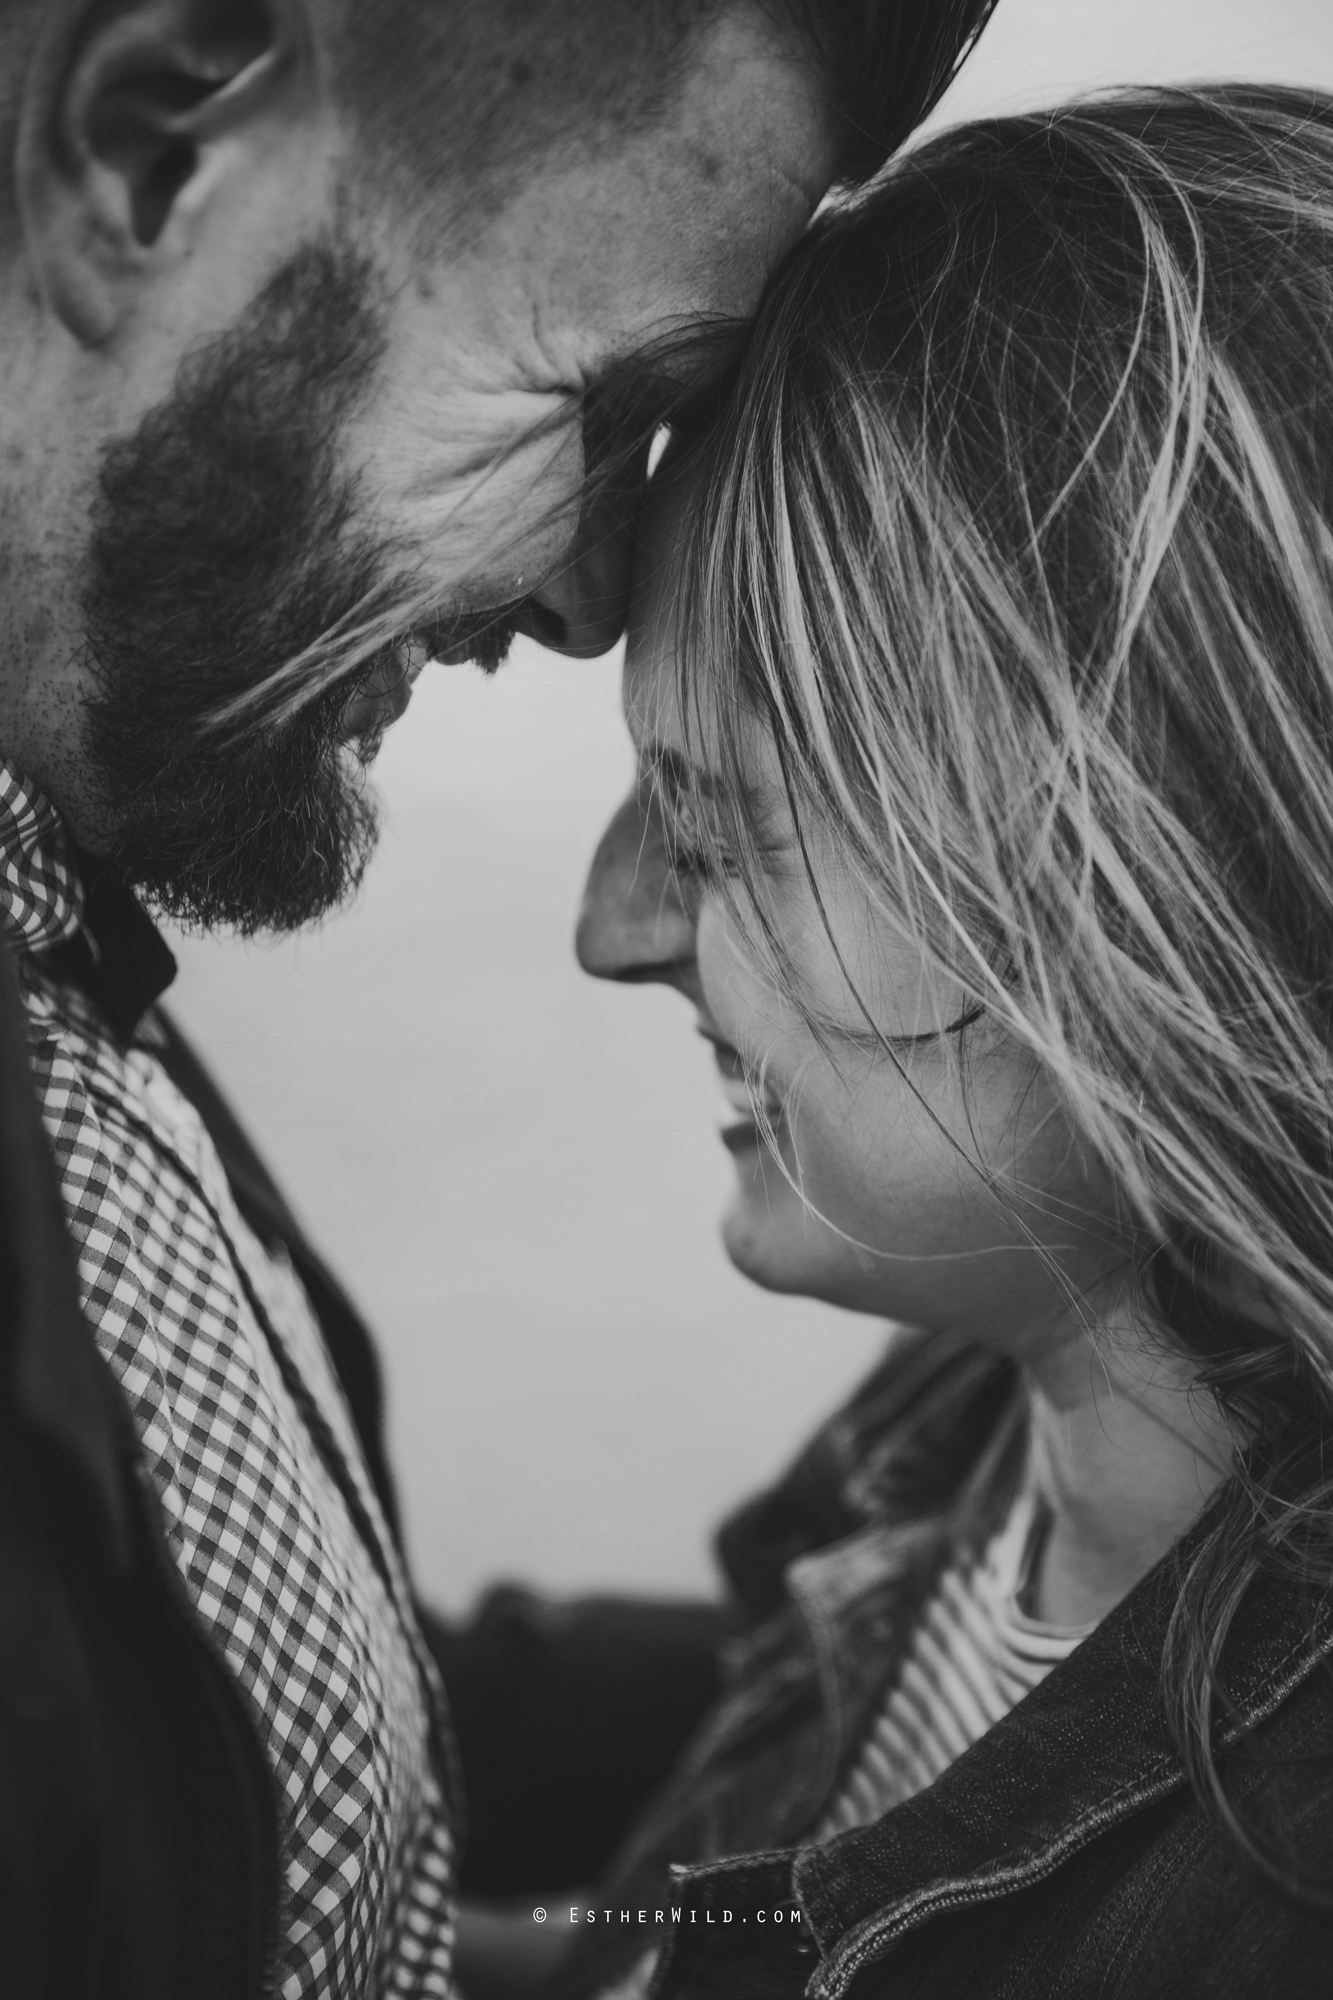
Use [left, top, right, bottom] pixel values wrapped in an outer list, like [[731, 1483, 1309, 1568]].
[[641, 741, 785, 892], [887, 1003, 985, 1048], [831, 1000, 986, 1055], [662, 790, 739, 886]]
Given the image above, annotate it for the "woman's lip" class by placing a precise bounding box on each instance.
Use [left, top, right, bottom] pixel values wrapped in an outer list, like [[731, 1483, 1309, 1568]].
[[697, 1024, 783, 1132], [697, 1025, 752, 1083], [720, 1116, 765, 1157], [717, 1069, 755, 1118]]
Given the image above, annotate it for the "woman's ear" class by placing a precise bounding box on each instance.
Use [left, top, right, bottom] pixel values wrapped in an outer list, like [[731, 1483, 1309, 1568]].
[[17, 0, 314, 346]]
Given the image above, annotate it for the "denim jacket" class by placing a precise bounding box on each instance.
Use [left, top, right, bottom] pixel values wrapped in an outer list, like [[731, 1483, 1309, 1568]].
[[555, 1328, 1333, 2000]]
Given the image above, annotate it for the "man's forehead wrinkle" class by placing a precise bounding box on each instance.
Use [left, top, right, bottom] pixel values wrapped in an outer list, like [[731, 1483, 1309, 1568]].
[[587, 306, 748, 404], [389, 385, 578, 499], [526, 289, 590, 401], [358, 377, 583, 599], [386, 434, 568, 552]]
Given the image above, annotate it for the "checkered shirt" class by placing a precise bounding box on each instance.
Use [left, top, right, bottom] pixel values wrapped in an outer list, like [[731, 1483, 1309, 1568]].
[[0, 765, 456, 1998]]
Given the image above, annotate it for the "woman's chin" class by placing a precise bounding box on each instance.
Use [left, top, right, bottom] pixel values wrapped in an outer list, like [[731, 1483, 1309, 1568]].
[[718, 1134, 880, 1308]]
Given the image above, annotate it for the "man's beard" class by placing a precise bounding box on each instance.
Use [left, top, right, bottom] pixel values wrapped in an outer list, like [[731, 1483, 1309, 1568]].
[[81, 238, 405, 936]]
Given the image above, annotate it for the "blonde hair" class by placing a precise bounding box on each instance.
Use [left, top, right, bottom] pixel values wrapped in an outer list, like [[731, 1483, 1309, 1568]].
[[674, 83, 1333, 1890]]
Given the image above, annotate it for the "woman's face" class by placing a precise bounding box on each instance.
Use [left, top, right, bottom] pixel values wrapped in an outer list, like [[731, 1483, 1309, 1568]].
[[577, 482, 1124, 1350]]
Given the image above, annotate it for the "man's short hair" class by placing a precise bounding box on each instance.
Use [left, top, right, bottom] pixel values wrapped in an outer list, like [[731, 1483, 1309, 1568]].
[[330, 0, 1001, 227]]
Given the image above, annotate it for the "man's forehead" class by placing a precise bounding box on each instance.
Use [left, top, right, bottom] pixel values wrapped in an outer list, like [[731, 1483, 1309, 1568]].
[[392, 13, 836, 383], [339, 0, 834, 254]]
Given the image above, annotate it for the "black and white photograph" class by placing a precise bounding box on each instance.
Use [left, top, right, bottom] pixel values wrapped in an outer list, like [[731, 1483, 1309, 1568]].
[[4, 2, 1333, 1996]]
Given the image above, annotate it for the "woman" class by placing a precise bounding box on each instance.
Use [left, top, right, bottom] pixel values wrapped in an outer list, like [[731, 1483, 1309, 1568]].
[[562, 83, 1333, 2000]]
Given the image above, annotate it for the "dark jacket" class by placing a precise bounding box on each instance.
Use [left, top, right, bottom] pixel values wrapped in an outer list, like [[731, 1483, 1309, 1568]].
[[0, 922, 279, 2000], [0, 882, 723, 1997], [554, 1330, 1333, 2000]]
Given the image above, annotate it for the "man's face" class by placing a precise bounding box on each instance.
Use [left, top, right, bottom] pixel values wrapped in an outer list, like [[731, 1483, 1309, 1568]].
[[59, 5, 838, 933], [338, 5, 838, 650]]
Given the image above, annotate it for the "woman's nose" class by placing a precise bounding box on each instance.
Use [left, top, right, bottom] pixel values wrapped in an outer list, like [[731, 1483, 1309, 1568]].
[[576, 788, 697, 987]]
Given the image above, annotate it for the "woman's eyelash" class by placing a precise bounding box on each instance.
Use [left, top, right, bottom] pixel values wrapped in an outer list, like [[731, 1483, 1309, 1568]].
[[656, 781, 787, 885], [888, 1003, 985, 1048], [664, 797, 737, 880], [666, 833, 736, 883], [658, 786, 981, 1047]]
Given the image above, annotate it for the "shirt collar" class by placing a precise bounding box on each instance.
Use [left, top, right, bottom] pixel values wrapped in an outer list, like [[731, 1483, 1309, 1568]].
[[0, 758, 176, 1038], [0, 763, 84, 955]]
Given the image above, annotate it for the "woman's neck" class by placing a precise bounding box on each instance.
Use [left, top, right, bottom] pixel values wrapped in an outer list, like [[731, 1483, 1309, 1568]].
[[1021, 1323, 1235, 1629]]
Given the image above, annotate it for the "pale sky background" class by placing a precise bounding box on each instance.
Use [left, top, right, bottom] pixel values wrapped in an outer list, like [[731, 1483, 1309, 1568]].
[[166, 0, 1333, 1614]]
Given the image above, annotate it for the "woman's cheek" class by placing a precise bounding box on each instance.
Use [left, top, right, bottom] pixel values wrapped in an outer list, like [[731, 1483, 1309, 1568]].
[[788, 1072, 959, 1246], [778, 1073, 885, 1226], [696, 898, 785, 1051]]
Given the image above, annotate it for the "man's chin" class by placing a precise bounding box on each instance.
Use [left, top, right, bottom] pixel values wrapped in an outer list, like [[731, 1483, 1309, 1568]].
[[108, 784, 382, 938], [339, 730, 388, 776]]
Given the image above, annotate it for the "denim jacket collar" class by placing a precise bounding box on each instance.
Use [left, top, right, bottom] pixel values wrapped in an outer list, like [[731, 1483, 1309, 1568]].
[[685, 1347, 1029, 1862], [662, 1481, 1333, 2000], [620, 1335, 1021, 1877]]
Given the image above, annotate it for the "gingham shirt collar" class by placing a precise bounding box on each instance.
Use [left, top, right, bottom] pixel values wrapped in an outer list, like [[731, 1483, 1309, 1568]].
[[0, 761, 84, 955]]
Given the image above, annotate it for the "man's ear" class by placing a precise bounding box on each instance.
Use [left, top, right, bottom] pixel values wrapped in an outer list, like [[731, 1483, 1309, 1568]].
[[17, 0, 315, 346]]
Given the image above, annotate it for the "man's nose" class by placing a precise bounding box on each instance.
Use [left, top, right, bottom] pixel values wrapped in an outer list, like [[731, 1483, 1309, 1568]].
[[517, 489, 635, 659], [576, 789, 696, 987]]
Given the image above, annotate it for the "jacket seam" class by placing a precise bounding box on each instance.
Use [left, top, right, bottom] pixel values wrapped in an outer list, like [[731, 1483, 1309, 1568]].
[[811, 1761, 1186, 1996], [811, 1618, 1333, 1995]]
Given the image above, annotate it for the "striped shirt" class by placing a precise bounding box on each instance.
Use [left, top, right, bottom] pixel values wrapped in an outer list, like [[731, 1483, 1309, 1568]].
[[817, 1482, 1093, 1838], [1, 764, 456, 1998]]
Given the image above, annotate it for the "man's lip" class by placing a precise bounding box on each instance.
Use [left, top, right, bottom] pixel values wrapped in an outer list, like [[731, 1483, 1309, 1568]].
[[341, 646, 426, 739], [425, 596, 528, 665]]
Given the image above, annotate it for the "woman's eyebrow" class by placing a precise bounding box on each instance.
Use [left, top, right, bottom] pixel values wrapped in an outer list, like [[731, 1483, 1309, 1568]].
[[641, 742, 790, 853], [640, 740, 797, 875], [643, 741, 707, 796], [642, 740, 741, 807]]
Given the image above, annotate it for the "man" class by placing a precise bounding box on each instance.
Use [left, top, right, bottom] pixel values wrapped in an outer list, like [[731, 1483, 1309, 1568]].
[[0, 2, 997, 1993]]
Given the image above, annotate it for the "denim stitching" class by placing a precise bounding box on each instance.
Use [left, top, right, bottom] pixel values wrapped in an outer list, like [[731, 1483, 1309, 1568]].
[[811, 1618, 1333, 1997]]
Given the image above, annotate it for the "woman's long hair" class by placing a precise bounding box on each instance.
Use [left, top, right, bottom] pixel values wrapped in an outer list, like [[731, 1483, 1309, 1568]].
[[674, 84, 1333, 1893]]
